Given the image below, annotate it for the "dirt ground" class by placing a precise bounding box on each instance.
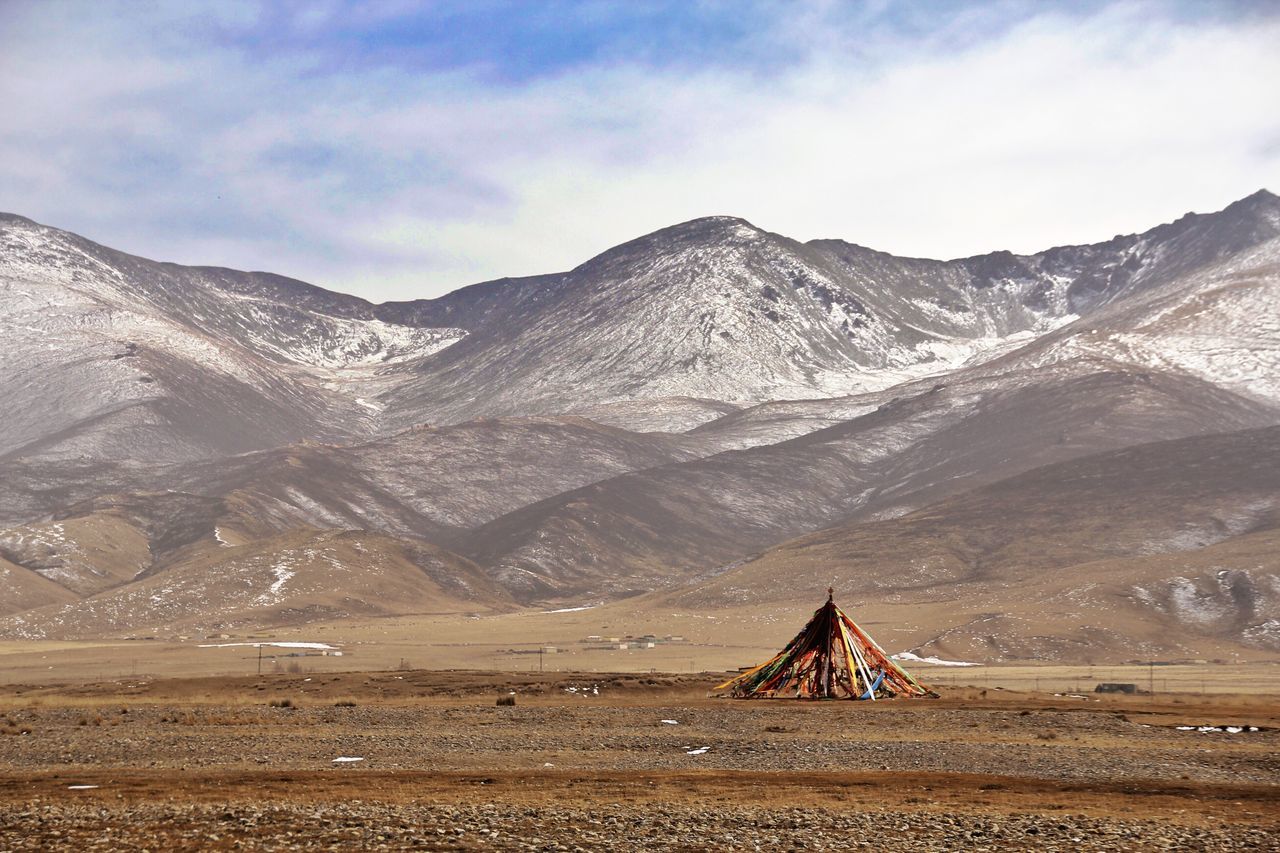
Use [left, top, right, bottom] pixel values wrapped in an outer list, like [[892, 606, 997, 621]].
[[3, 608, 1277, 694], [0, 670, 1277, 851]]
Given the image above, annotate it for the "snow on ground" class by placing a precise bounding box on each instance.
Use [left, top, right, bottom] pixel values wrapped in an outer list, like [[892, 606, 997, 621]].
[[253, 560, 297, 607], [215, 286, 467, 370], [541, 605, 596, 613], [563, 684, 600, 696], [893, 651, 980, 667], [1, 216, 468, 397], [197, 641, 339, 650], [1020, 250, 1280, 405], [1175, 725, 1261, 734]]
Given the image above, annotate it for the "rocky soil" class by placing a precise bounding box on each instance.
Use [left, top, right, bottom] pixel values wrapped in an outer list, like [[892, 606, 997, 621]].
[[1, 703, 1277, 785], [0, 672, 1276, 850], [0, 801, 1273, 851]]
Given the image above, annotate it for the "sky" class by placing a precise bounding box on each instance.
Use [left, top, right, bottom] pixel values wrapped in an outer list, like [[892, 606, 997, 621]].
[[2, 1, 1278, 302]]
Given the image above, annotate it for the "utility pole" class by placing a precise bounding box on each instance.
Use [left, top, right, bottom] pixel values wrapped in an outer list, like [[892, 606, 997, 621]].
[[257, 645, 263, 676], [1149, 660, 1154, 700], [539, 648, 544, 673]]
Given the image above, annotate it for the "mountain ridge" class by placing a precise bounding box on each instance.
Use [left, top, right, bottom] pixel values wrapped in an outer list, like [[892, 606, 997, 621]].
[[2, 191, 1278, 660], [6, 188, 1274, 321]]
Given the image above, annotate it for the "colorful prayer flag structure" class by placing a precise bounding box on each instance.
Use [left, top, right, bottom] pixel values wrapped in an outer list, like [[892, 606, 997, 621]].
[[715, 588, 932, 700]]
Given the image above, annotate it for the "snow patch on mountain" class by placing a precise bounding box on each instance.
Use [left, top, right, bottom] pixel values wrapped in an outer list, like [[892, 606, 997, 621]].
[[254, 563, 297, 606], [1132, 565, 1280, 648], [219, 289, 466, 368]]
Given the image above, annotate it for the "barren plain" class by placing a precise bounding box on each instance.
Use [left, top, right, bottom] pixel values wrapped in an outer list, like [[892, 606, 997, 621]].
[[0, 666, 1277, 851]]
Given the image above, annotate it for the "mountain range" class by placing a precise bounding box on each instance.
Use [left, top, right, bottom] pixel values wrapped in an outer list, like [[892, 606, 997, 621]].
[[1, 190, 1278, 661]]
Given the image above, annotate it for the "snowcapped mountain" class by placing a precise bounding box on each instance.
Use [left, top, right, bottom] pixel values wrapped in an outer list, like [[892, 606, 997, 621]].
[[382, 189, 1280, 426], [1, 191, 1278, 659], [979, 211, 1280, 408], [0, 213, 464, 464], [4, 190, 1278, 459], [0, 213, 465, 371]]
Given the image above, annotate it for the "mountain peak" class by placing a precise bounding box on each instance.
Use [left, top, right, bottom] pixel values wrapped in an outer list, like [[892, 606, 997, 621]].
[[0, 212, 39, 227], [1223, 187, 1280, 217], [1237, 187, 1277, 203], [649, 215, 764, 241], [571, 215, 766, 276], [1169, 188, 1280, 225]]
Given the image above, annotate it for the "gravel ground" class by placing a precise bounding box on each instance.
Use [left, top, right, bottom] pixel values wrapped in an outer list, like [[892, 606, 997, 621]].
[[2, 703, 1276, 785], [1, 679, 1276, 850], [0, 801, 1274, 852]]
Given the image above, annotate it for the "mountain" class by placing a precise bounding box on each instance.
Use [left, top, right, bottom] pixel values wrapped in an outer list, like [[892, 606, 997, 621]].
[[977, 204, 1280, 408], [0, 212, 457, 465], [1, 191, 1278, 658], [382, 191, 1280, 426], [0, 528, 502, 639], [454, 368, 1276, 600], [6, 190, 1278, 461], [0, 416, 722, 629], [652, 426, 1280, 660]]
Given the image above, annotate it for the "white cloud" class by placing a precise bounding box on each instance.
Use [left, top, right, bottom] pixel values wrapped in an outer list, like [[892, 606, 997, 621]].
[[1, 1, 1278, 300]]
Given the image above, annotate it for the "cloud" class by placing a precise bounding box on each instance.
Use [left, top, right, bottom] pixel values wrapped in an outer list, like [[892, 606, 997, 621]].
[[1, 1, 1278, 301]]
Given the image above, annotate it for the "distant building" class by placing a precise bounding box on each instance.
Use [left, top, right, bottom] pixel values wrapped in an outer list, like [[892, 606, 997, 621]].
[[1095, 682, 1137, 694]]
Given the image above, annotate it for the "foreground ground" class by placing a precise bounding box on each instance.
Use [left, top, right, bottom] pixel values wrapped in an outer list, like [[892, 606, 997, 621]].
[[0, 670, 1277, 851]]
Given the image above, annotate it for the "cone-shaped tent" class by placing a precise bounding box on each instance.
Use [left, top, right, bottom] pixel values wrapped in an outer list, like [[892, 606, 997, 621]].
[[715, 589, 930, 700]]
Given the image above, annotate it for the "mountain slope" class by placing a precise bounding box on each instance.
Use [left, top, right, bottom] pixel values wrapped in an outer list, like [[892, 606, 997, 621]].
[[382, 190, 1280, 426], [984, 232, 1280, 408], [650, 426, 1280, 661], [0, 416, 719, 622], [456, 368, 1277, 601], [0, 556, 80, 617], [6, 361, 1269, 625], [0, 529, 505, 640], [0, 213, 464, 465], [2, 191, 1279, 646], [4, 191, 1277, 459]]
